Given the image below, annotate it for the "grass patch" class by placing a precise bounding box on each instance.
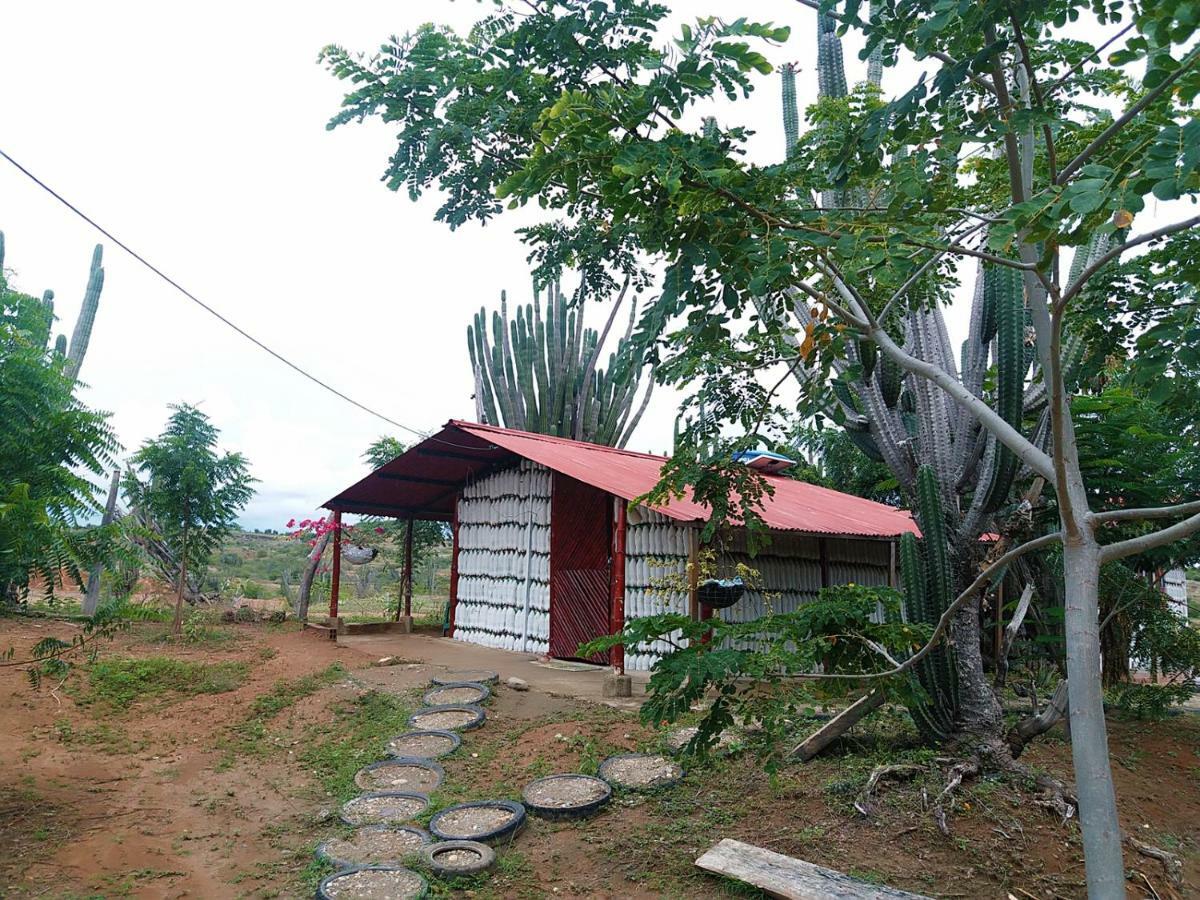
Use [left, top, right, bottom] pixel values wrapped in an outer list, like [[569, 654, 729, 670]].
[[225, 663, 348, 759], [298, 690, 414, 802], [54, 719, 144, 754], [76, 656, 248, 711]]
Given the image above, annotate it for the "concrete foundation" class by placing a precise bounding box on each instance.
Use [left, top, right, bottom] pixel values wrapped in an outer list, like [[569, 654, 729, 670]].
[[602, 673, 633, 698]]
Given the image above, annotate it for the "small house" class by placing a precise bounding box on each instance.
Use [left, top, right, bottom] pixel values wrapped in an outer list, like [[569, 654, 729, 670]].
[[324, 421, 918, 671]]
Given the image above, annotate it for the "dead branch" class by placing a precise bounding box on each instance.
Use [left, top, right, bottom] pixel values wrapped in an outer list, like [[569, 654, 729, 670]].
[[932, 758, 980, 836], [1125, 834, 1184, 887], [995, 583, 1035, 688], [788, 688, 884, 760], [853, 763, 925, 817], [1007, 680, 1070, 757]]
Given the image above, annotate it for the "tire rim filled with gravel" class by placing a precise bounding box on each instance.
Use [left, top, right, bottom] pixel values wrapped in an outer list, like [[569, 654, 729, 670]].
[[418, 839, 496, 878], [354, 758, 445, 794], [431, 670, 498, 686], [597, 754, 684, 791], [339, 792, 430, 827], [385, 730, 461, 760], [521, 774, 612, 821], [315, 825, 431, 869], [428, 800, 527, 845], [408, 704, 486, 732], [421, 681, 491, 707], [317, 865, 428, 899]]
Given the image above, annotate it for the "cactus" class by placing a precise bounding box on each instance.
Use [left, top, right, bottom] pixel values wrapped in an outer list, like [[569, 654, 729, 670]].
[[0, 232, 105, 378], [467, 280, 654, 447], [781, 64, 799, 159]]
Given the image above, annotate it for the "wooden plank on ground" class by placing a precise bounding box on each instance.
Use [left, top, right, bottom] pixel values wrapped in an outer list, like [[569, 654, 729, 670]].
[[695, 838, 931, 900]]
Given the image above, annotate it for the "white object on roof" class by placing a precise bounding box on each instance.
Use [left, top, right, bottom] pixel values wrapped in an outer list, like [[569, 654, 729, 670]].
[[733, 450, 797, 475]]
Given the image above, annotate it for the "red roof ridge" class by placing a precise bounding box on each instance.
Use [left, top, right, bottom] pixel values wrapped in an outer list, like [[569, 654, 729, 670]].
[[448, 420, 673, 463]]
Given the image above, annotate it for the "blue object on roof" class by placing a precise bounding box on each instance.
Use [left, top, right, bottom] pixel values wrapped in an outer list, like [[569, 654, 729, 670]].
[[733, 449, 797, 474]]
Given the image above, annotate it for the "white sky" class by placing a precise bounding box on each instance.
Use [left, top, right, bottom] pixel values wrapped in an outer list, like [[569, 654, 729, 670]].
[[1, 2, 1139, 530]]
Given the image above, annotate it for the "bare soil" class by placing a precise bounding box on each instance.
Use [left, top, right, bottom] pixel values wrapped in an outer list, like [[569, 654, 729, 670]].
[[2, 615, 1197, 899]]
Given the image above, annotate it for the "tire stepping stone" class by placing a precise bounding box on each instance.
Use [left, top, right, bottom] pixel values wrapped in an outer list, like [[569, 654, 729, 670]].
[[428, 800, 526, 845], [408, 704, 486, 732], [316, 825, 431, 869], [431, 669, 498, 686], [422, 681, 490, 706], [339, 791, 429, 827], [317, 865, 427, 899], [354, 758, 444, 793], [598, 753, 683, 791], [522, 774, 611, 820], [385, 729, 460, 760], [420, 840, 496, 877]]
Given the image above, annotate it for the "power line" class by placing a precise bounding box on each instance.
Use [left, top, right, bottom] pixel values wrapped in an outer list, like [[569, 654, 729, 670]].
[[0, 146, 431, 440]]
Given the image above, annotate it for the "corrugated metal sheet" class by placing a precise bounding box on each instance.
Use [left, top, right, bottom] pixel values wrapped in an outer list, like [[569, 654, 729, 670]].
[[326, 420, 918, 539]]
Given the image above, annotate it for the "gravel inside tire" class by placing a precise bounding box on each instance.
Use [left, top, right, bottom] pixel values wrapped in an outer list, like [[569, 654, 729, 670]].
[[598, 754, 683, 791], [339, 792, 430, 827], [522, 774, 612, 821], [428, 800, 527, 845], [354, 758, 444, 793], [419, 839, 496, 878], [431, 670, 498, 686], [421, 682, 490, 706], [385, 730, 461, 760], [317, 864, 428, 899], [408, 704, 486, 732], [316, 825, 431, 869]]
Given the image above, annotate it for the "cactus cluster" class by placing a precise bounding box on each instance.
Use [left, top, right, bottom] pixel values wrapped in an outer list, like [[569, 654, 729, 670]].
[[0, 231, 105, 381], [467, 280, 654, 447]]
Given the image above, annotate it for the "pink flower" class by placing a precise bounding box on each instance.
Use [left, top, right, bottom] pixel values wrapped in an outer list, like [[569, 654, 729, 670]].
[[375, 527, 385, 535], [286, 518, 296, 528]]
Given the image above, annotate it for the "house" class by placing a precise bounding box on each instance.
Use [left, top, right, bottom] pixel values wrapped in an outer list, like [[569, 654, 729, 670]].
[[323, 420, 919, 671]]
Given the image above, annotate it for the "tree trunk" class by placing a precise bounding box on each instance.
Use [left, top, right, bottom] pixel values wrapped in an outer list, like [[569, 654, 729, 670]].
[[82, 469, 120, 617], [1062, 537, 1125, 898], [172, 529, 188, 636], [296, 530, 331, 622], [951, 590, 1005, 740]]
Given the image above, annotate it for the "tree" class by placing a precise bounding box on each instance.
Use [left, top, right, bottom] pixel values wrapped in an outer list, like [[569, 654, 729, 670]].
[[124, 405, 255, 634], [0, 234, 119, 604], [325, 3, 1200, 892]]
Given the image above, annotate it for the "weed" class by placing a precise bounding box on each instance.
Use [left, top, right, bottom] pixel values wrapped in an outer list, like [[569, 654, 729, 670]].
[[298, 690, 413, 801], [224, 663, 346, 758], [54, 718, 142, 754], [76, 656, 248, 710]]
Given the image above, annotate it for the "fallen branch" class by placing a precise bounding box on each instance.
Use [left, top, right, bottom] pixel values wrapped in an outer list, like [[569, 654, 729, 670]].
[[854, 764, 925, 818], [932, 758, 980, 836], [1125, 833, 1184, 887]]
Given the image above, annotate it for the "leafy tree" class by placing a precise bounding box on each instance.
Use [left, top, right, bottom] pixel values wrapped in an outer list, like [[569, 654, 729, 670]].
[[326, 2, 1200, 890], [124, 405, 255, 634], [0, 240, 119, 604]]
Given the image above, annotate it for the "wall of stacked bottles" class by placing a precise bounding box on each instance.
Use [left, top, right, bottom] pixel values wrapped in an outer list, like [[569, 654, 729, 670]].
[[453, 460, 552, 654], [713, 533, 893, 653], [623, 507, 693, 670]]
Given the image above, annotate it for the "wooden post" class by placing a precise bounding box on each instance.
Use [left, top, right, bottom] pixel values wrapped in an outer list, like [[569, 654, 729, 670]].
[[448, 501, 461, 637], [401, 517, 414, 620], [888, 540, 898, 589], [610, 497, 627, 674], [818, 537, 830, 589], [329, 510, 342, 621], [687, 528, 700, 621]]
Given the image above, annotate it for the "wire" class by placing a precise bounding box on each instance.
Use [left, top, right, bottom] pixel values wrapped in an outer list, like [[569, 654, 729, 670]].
[[0, 146, 431, 439]]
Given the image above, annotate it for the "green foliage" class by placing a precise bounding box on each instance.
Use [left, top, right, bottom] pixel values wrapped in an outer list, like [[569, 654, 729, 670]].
[[1106, 683, 1197, 720], [228, 663, 346, 756], [0, 252, 120, 603], [123, 404, 256, 590], [297, 690, 414, 801], [581, 583, 929, 759], [359, 435, 448, 572], [78, 655, 248, 710]]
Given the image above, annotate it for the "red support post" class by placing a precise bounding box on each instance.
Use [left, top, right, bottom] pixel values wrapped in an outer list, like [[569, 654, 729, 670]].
[[447, 502, 460, 637], [610, 497, 627, 674], [401, 517, 414, 620], [329, 510, 342, 620]]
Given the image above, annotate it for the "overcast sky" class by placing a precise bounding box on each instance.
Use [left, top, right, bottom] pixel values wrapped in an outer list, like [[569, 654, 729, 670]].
[[1, 2, 1141, 530]]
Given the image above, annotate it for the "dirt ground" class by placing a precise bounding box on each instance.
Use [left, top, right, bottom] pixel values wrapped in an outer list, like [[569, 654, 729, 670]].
[[1, 616, 1197, 899]]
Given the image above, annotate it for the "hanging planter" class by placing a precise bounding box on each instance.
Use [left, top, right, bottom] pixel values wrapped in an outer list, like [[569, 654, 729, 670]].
[[696, 576, 745, 609], [342, 544, 378, 565]]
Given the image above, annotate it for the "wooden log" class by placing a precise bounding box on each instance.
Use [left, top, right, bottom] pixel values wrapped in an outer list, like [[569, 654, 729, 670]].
[[695, 838, 931, 900], [788, 688, 884, 761]]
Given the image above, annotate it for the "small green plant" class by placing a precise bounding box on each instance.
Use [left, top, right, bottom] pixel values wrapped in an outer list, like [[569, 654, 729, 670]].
[[1106, 682, 1195, 720], [78, 656, 248, 710]]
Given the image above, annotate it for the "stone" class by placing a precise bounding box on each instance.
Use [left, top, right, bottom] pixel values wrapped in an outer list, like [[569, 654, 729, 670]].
[[602, 674, 633, 698], [506, 676, 529, 692]]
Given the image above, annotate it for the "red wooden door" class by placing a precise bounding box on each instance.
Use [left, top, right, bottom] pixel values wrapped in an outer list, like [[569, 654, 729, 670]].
[[549, 473, 612, 663]]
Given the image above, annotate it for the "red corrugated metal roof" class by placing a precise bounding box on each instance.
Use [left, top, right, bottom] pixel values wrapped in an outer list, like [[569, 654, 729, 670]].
[[325, 420, 918, 539]]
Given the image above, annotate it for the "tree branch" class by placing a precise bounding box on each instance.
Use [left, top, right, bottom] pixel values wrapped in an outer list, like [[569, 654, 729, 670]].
[[1057, 45, 1200, 185], [1099, 511, 1200, 563], [1092, 499, 1200, 524]]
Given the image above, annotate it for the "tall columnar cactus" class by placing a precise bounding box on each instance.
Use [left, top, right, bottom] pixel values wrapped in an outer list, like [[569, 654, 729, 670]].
[[0, 231, 105, 380], [781, 64, 799, 159], [467, 280, 655, 447]]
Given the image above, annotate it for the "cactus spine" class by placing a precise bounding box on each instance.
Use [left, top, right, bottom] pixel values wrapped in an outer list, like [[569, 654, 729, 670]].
[[467, 280, 654, 447]]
